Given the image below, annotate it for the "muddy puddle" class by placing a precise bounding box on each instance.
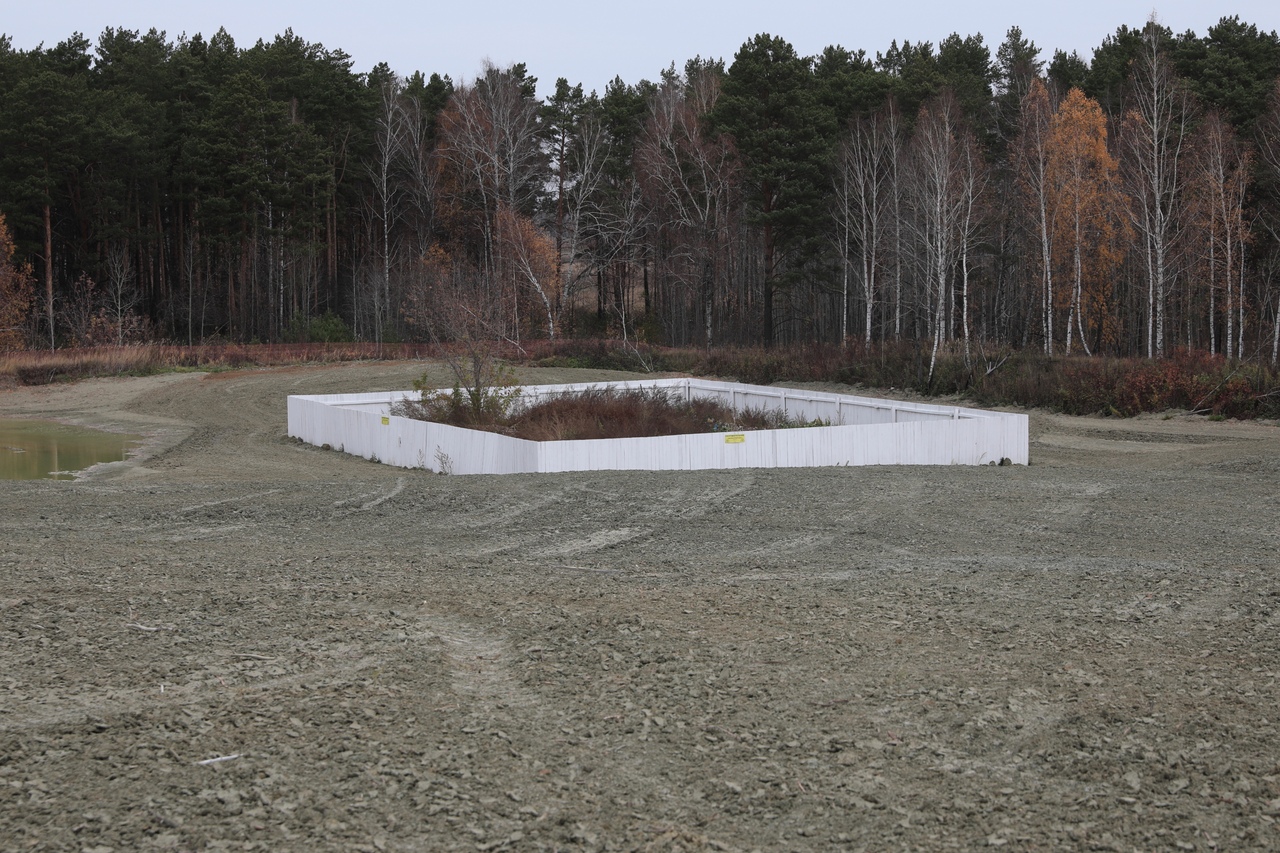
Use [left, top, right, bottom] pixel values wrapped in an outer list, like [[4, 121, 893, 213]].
[[0, 417, 140, 479]]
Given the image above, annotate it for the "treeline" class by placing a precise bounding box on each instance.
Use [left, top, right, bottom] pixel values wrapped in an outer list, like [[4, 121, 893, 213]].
[[2, 18, 1280, 364]]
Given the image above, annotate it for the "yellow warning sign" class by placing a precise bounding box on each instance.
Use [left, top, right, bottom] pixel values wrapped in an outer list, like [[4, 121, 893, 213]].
[[724, 433, 745, 444], [381, 416, 390, 425]]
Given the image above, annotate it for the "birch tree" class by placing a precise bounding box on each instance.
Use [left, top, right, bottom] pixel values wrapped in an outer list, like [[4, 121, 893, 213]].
[[884, 101, 906, 339], [399, 83, 444, 257], [104, 244, 143, 346], [1258, 80, 1280, 363], [910, 92, 966, 378], [955, 128, 988, 366], [1192, 112, 1251, 357], [496, 205, 558, 338], [1122, 18, 1193, 357], [833, 109, 893, 345], [437, 64, 545, 337], [636, 67, 739, 349], [438, 64, 544, 267], [365, 71, 403, 345], [1015, 78, 1056, 353]]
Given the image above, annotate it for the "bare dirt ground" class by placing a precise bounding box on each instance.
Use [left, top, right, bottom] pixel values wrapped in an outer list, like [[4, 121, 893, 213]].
[[2, 361, 1278, 852]]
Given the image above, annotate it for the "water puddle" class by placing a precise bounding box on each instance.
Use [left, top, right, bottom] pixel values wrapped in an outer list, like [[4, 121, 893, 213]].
[[0, 418, 141, 480]]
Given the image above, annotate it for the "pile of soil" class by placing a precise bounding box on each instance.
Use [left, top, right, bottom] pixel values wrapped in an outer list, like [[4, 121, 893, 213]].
[[1, 361, 1278, 851]]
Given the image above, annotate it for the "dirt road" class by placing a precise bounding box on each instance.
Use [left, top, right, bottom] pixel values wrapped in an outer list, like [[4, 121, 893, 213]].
[[2, 362, 1278, 851]]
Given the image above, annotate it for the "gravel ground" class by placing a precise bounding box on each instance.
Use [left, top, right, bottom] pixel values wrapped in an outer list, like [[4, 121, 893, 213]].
[[1, 362, 1278, 852]]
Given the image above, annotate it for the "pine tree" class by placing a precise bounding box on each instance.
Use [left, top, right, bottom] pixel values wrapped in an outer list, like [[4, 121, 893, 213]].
[[711, 34, 833, 344]]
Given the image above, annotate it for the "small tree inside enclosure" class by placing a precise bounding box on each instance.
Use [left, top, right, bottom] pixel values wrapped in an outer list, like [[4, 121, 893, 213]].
[[401, 246, 516, 419]]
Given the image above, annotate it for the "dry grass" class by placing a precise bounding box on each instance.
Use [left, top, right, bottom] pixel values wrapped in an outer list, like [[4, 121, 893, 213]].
[[395, 386, 819, 441], [510, 388, 807, 441], [525, 339, 1280, 420], [5, 340, 1278, 419], [0, 343, 438, 386]]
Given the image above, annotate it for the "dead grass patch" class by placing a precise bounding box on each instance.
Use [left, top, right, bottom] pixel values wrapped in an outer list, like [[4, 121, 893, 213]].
[[394, 386, 824, 441]]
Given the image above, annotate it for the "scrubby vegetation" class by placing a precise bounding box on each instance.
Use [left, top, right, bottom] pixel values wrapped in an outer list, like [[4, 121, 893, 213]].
[[525, 339, 1280, 419], [4, 340, 1277, 421], [4, 22, 1280, 364], [393, 384, 825, 442], [0, 342, 435, 386]]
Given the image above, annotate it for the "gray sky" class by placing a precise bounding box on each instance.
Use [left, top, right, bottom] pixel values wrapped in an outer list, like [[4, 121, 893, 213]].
[[5, 1, 1279, 96]]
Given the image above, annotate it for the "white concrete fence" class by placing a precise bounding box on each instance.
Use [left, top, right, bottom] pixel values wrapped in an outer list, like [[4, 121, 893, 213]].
[[287, 378, 1029, 475]]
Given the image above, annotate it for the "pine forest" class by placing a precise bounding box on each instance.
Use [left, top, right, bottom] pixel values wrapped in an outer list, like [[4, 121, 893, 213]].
[[3, 17, 1280, 370]]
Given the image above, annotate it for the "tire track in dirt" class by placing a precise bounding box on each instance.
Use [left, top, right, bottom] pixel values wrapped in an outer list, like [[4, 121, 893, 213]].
[[0, 655, 386, 734], [417, 614, 536, 709], [532, 526, 651, 557], [5, 364, 1280, 852], [176, 489, 283, 515], [327, 477, 408, 518]]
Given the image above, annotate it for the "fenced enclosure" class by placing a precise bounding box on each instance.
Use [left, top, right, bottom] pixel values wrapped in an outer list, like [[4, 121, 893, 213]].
[[287, 378, 1029, 475]]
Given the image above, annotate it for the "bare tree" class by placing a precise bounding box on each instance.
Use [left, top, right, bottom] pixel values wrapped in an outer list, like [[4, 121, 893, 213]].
[[884, 101, 906, 340], [636, 68, 739, 349], [956, 130, 989, 366], [401, 249, 514, 417], [399, 90, 441, 259], [1015, 79, 1057, 354], [438, 64, 544, 274], [910, 92, 967, 379], [366, 74, 404, 346], [833, 108, 893, 346], [1122, 18, 1193, 358], [437, 64, 546, 340], [1192, 112, 1251, 358], [104, 244, 143, 346], [1254, 81, 1280, 363]]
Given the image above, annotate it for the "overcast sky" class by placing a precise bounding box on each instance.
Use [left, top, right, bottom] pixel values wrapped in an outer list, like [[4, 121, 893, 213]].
[[5, 1, 1279, 97]]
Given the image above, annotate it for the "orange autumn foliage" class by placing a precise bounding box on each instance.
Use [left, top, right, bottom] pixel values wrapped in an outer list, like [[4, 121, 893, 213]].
[[1046, 88, 1129, 354], [496, 204, 560, 338], [0, 213, 36, 351]]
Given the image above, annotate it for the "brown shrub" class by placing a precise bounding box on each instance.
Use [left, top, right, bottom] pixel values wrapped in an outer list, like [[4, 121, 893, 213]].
[[396, 386, 820, 441]]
